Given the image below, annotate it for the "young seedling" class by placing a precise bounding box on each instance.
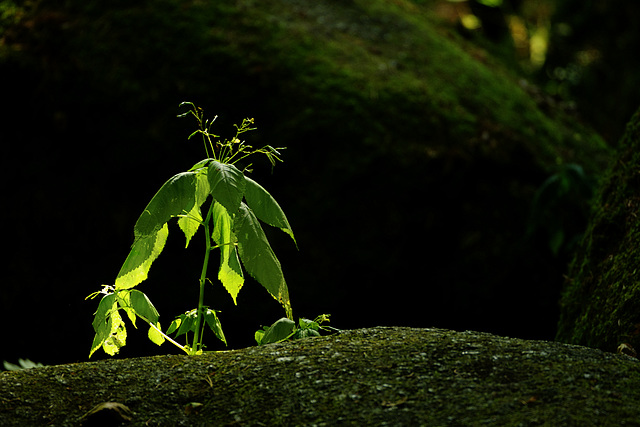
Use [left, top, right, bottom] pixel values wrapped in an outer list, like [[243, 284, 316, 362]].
[[255, 314, 342, 345], [87, 103, 295, 357]]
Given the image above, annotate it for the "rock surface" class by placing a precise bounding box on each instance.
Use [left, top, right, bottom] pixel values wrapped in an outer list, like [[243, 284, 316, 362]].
[[1, 327, 639, 425], [557, 107, 640, 354]]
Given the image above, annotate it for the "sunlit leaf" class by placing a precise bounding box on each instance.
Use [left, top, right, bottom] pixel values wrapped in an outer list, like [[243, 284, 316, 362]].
[[89, 293, 116, 358], [117, 290, 137, 327], [178, 171, 210, 248], [115, 224, 169, 290], [115, 172, 198, 291], [255, 329, 266, 345], [244, 176, 296, 246], [134, 172, 197, 237], [211, 202, 244, 303], [167, 318, 181, 335], [234, 202, 292, 318], [148, 321, 165, 346], [102, 309, 127, 356], [188, 158, 213, 172]]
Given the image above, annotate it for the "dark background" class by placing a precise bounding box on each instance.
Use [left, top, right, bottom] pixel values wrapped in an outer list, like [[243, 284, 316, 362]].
[[1, 0, 638, 366]]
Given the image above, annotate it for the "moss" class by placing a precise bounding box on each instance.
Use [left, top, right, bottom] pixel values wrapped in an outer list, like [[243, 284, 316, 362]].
[[2, 0, 611, 166], [557, 107, 640, 352], [2, 327, 640, 425], [226, 0, 610, 172]]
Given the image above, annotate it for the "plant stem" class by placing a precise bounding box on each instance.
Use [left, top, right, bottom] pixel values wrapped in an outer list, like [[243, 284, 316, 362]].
[[192, 202, 215, 354], [147, 321, 190, 355]]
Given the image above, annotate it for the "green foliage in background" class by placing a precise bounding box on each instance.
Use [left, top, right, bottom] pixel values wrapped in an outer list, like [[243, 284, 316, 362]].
[[527, 163, 594, 257], [87, 103, 295, 357]]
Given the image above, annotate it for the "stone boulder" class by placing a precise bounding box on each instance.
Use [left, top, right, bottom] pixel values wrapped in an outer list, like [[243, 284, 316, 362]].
[[1, 327, 638, 425], [557, 107, 640, 354]]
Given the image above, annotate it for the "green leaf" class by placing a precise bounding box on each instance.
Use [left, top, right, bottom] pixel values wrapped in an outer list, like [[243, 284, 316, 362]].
[[89, 294, 116, 358], [259, 317, 295, 345], [116, 171, 199, 290], [234, 202, 292, 318], [211, 202, 244, 303], [244, 177, 296, 246], [293, 328, 320, 339], [134, 172, 197, 237], [167, 318, 181, 335], [117, 290, 137, 327], [170, 311, 197, 338], [255, 328, 266, 345], [207, 160, 246, 213], [178, 171, 210, 248], [91, 293, 116, 334], [189, 158, 213, 172], [115, 223, 169, 290], [102, 309, 127, 356], [148, 322, 165, 346], [204, 309, 227, 345], [129, 290, 161, 324], [299, 318, 319, 330]]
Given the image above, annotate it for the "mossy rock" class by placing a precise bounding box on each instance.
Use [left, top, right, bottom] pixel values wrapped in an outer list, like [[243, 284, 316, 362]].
[[1, 327, 639, 425], [557, 107, 640, 353]]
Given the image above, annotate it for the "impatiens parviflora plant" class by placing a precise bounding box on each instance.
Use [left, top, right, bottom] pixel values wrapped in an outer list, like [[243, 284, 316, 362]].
[[86, 102, 295, 357]]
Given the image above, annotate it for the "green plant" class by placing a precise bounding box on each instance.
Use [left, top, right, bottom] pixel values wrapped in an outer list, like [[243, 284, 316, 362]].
[[255, 314, 341, 345], [3, 359, 44, 371], [87, 103, 295, 357]]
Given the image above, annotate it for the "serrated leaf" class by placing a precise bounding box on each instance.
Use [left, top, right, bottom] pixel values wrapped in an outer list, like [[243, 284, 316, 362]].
[[115, 224, 169, 290], [211, 202, 244, 304], [178, 171, 210, 248], [91, 293, 116, 334], [207, 160, 246, 213], [115, 172, 198, 290], [134, 172, 197, 237], [234, 202, 292, 318], [102, 309, 127, 356], [244, 176, 296, 246], [118, 290, 137, 327], [89, 293, 116, 358]]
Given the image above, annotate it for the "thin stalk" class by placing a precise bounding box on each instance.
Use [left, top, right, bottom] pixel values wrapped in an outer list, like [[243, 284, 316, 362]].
[[192, 202, 215, 354], [147, 320, 190, 355]]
